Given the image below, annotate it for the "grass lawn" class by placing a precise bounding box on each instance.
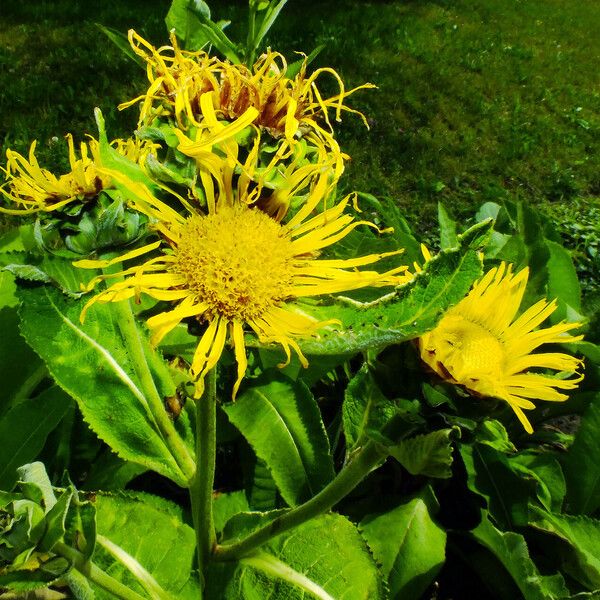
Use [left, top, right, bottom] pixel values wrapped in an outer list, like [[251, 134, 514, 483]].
[[1, 0, 599, 297]]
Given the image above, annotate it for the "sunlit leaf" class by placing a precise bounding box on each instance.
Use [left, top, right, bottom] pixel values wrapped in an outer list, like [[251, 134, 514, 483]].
[[224, 376, 334, 506]]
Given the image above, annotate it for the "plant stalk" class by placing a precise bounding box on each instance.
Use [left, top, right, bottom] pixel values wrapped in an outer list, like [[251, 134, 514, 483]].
[[189, 367, 218, 591], [213, 440, 386, 561], [112, 297, 196, 482], [55, 542, 146, 600]]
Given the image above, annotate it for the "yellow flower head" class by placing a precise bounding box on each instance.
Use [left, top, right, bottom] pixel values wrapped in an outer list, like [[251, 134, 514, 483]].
[[120, 30, 374, 147], [76, 173, 410, 398], [1, 135, 158, 215], [419, 263, 583, 433], [173, 92, 344, 221]]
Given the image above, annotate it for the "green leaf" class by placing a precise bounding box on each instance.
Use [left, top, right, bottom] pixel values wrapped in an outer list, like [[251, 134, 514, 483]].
[[0, 270, 17, 308], [471, 513, 569, 600], [92, 493, 199, 598], [285, 44, 325, 79], [4, 263, 51, 284], [0, 386, 71, 490], [546, 240, 582, 323], [389, 428, 459, 478], [530, 509, 600, 591], [214, 491, 251, 534], [166, 0, 212, 51], [361, 490, 446, 600], [475, 420, 516, 453], [342, 365, 400, 452], [96, 24, 144, 67], [94, 109, 157, 192], [295, 220, 491, 356], [17, 462, 57, 509], [249, 0, 289, 63], [39, 488, 74, 552], [460, 443, 533, 529], [185, 2, 240, 62], [561, 391, 600, 514], [224, 376, 334, 506], [510, 452, 566, 513], [207, 513, 384, 600], [0, 307, 44, 420], [438, 202, 458, 250], [18, 285, 187, 486]]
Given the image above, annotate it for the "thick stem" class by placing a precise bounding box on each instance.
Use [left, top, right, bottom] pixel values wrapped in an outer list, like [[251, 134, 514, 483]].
[[55, 542, 147, 600], [213, 441, 385, 561], [189, 367, 218, 591], [112, 298, 196, 482]]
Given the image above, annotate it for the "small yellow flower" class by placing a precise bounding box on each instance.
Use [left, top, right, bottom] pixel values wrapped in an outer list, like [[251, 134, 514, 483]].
[[120, 30, 373, 151], [76, 172, 410, 398], [1, 135, 158, 215], [418, 263, 583, 433]]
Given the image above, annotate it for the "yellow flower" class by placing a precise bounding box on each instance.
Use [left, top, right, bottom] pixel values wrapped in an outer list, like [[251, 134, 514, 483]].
[[418, 263, 583, 433], [1, 135, 158, 215], [120, 30, 373, 151], [76, 173, 410, 398], [173, 93, 344, 221]]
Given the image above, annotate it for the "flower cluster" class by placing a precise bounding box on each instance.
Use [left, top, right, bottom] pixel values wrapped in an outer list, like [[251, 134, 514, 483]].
[[0, 29, 584, 431]]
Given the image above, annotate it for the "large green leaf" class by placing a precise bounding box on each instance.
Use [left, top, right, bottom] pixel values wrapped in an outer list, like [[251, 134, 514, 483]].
[[471, 513, 569, 600], [460, 443, 533, 529], [295, 220, 490, 356], [546, 240, 582, 323], [18, 285, 187, 487], [224, 376, 334, 507], [207, 513, 384, 599], [530, 509, 600, 591], [92, 493, 199, 599], [0, 386, 71, 490], [360, 490, 446, 600], [561, 392, 600, 515]]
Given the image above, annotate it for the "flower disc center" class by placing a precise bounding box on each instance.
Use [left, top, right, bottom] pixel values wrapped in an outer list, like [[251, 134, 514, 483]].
[[173, 204, 295, 321]]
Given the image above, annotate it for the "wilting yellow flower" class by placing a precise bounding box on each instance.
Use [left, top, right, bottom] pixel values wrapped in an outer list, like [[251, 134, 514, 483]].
[[76, 172, 410, 398], [1, 135, 158, 215], [419, 263, 583, 433], [120, 30, 373, 151], [174, 93, 344, 221]]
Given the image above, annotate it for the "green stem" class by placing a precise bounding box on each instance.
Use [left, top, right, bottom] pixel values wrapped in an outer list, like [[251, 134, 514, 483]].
[[189, 367, 218, 591], [213, 441, 386, 561], [112, 298, 196, 482], [55, 542, 147, 600], [10, 363, 48, 407]]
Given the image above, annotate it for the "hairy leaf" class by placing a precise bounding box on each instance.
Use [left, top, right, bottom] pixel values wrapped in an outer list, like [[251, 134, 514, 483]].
[[207, 513, 384, 599], [361, 491, 446, 600], [471, 513, 569, 600], [295, 220, 490, 356], [224, 376, 334, 506], [18, 285, 187, 486], [92, 493, 199, 598]]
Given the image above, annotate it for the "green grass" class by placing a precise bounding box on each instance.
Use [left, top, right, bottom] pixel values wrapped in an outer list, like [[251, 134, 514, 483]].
[[1, 0, 599, 292]]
